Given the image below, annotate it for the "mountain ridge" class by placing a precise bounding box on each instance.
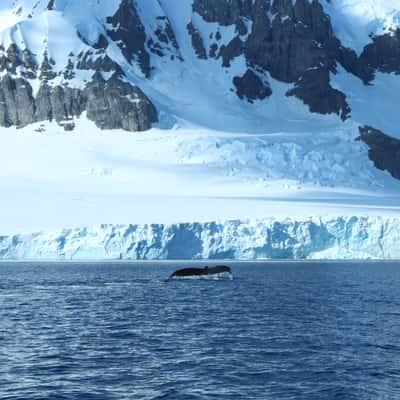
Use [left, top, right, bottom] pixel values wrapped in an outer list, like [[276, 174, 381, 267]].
[[0, 0, 398, 134]]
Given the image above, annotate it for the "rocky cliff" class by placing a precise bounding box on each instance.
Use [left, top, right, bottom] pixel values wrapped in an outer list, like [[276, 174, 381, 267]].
[[358, 126, 400, 180], [0, 41, 158, 131]]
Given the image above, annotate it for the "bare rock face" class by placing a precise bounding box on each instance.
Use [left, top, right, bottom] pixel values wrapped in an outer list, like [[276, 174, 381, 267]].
[[0, 35, 158, 132], [189, 0, 400, 119], [233, 69, 272, 103], [0, 72, 157, 131], [337, 28, 400, 83], [76, 51, 118, 73], [246, 0, 335, 83], [360, 29, 400, 77], [0, 44, 22, 75], [35, 84, 86, 124], [190, 0, 351, 119], [357, 126, 400, 180], [149, 16, 182, 60], [106, 0, 151, 77], [86, 73, 158, 132], [0, 74, 85, 128], [0, 2, 167, 132], [106, 0, 182, 73], [287, 68, 350, 121], [192, 0, 255, 27], [0, 74, 35, 127], [187, 22, 208, 60]]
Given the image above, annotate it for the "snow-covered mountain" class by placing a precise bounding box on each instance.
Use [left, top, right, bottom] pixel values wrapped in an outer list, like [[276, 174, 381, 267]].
[[0, 0, 399, 130], [0, 0, 400, 259]]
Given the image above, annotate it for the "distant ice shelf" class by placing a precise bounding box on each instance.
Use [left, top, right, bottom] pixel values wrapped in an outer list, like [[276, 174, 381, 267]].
[[1, 216, 400, 260]]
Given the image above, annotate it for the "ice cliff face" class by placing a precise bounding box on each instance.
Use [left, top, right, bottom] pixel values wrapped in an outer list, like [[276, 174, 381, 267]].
[[1, 216, 400, 260]]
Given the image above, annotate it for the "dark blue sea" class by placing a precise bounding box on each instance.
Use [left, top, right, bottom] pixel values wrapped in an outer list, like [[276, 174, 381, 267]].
[[1, 261, 400, 400]]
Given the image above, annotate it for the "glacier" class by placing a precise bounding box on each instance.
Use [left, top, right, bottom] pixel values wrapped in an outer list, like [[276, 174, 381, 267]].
[[1, 216, 400, 261]]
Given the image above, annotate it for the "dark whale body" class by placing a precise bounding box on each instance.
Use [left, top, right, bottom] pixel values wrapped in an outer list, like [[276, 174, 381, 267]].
[[170, 265, 232, 279]]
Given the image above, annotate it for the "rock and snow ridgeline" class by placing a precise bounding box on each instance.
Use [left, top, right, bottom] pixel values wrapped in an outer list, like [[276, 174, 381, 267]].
[[0, 0, 399, 133], [1, 216, 400, 260]]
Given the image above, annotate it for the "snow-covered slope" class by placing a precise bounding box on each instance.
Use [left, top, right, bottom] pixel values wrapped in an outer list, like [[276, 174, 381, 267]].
[[3, 116, 400, 256], [322, 0, 400, 53], [0, 0, 399, 259]]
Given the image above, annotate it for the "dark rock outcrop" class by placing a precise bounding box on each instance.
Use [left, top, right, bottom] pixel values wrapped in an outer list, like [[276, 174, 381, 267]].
[[0, 73, 158, 132], [219, 36, 243, 67], [21, 49, 38, 79], [188, 0, 400, 118], [187, 22, 208, 60], [76, 50, 119, 73], [0, 74, 35, 127], [357, 126, 400, 180], [35, 84, 86, 123], [0, 31, 158, 132], [192, 0, 255, 27], [245, 0, 336, 83], [287, 68, 350, 120], [0, 44, 23, 74], [360, 29, 400, 77], [86, 73, 158, 132], [191, 0, 352, 119], [338, 28, 400, 83], [39, 51, 57, 81], [149, 16, 182, 60], [0, 74, 87, 128], [233, 69, 272, 103], [106, 0, 151, 77]]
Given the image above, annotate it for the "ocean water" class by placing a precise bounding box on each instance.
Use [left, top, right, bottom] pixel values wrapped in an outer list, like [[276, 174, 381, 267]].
[[1, 261, 400, 400]]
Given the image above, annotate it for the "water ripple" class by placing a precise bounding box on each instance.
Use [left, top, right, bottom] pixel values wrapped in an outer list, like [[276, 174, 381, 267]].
[[1, 261, 400, 399]]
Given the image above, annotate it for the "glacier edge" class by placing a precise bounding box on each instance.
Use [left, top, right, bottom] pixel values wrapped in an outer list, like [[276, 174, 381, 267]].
[[1, 216, 400, 260]]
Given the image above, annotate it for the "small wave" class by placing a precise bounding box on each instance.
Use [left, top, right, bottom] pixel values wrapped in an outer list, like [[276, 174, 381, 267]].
[[170, 272, 233, 280], [103, 282, 133, 287]]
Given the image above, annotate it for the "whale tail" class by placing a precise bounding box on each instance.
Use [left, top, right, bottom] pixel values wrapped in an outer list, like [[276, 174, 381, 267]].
[[169, 265, 233, 280]]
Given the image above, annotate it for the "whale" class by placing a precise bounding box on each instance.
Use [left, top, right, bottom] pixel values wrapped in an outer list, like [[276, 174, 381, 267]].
[[169, 265, 232, 279]]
